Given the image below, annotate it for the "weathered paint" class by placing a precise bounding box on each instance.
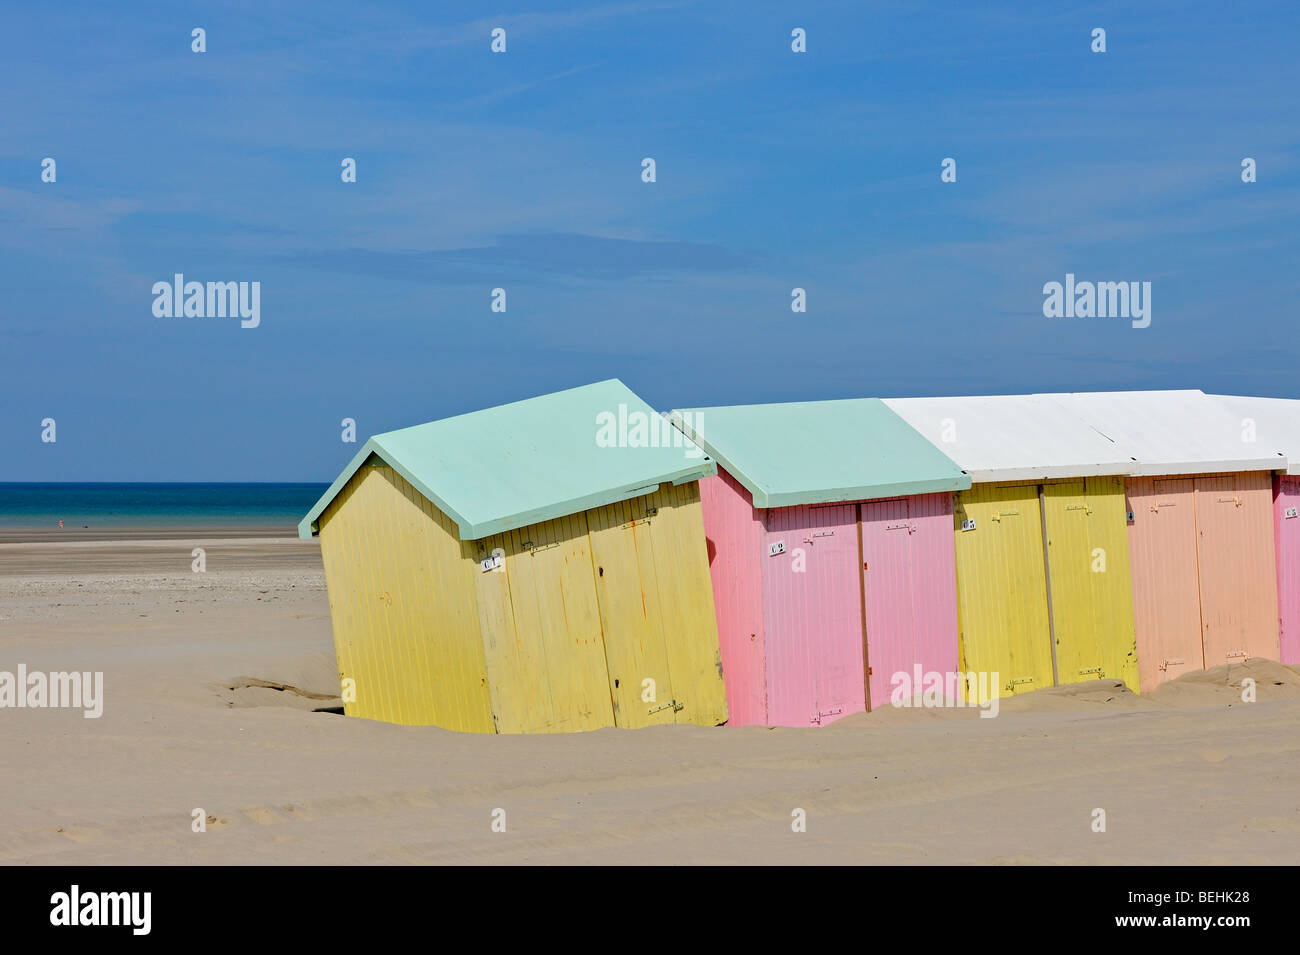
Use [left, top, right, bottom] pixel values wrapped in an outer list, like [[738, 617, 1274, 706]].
[[698, 470, 768, 725], [318, 464, 495, 730], [473, 511, 613, 733], [761, 503, 865, 725], [860, 493, 959, 707], [587, 483, 728, 729], [1276, 476, 1300, 665], [953, 484, 1055, 696], [1127, 472, 1282, 689], [644, 481, 731, 728], [1193, 473, 1280, 668], [1041, 477, 1140, 690]]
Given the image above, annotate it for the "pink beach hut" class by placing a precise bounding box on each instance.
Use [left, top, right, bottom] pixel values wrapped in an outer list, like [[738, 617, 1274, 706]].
[[669, 399, 970, 726], [1210, 394, 1298, 665]]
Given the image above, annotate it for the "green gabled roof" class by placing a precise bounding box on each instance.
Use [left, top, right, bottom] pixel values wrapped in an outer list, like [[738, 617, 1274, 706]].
[[300, 380, 716, 541], [668, 397, 970, 508]]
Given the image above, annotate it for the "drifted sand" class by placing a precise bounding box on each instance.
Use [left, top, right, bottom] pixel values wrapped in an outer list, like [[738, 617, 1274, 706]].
[[2, 534, 1299, 865]]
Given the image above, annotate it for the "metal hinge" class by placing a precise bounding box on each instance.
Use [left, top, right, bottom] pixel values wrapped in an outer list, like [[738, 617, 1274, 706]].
[[1004, 676, 1034, 691], [648, 699, 683, 715], [617, 506, 658, 530], [1078, 666, 1103, 676], [810, 707, 843, 725], [1158, 658, 1186, 671], [1225, 649, 1248, 659], [520, 540, 559, 554], [803, 530, 835, 543]]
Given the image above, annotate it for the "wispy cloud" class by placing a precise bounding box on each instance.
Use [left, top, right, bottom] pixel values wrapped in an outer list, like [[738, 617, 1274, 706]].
[[277, 232, 757, 283]]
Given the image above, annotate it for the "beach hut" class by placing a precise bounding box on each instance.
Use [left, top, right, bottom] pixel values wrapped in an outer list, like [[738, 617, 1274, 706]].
[[882, 395, 1142, 696], [1043, 390, 1282, 689], [668, 399, 970, 725], [1206, 395, 1297, 666], [299, 379, 729, 733]]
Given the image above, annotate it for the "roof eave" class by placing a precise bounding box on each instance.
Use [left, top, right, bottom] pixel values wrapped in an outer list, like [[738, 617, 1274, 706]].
[[751, 475, 971, 509], [298, 439, 385, 539], [1129, 457, 1283, 476], [959, 463, 1136, 483]]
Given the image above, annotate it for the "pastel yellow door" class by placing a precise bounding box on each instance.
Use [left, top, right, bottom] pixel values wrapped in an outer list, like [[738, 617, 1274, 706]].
[[473, 513, 615, 733], [588, 493, 678, 728], [587, 483, 728, 728], [642, 482, 728, 727], [1043, 478, 1141, 691], [954, 484, 1054, 696]]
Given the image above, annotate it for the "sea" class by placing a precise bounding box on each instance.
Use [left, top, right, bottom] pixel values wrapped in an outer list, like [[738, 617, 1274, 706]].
[[0, 483, 329, 531]]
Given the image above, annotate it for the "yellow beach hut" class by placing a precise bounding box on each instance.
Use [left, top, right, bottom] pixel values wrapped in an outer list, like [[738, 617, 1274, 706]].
[[883, 395, 1142, 696], [299, 380, 728, 733]]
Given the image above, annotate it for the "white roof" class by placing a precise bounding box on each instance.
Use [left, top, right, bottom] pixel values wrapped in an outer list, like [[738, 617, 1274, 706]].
[[1040, 390, 1283, 476], [1208, 394, 1300, 475], [882, 394, 1135, 482]]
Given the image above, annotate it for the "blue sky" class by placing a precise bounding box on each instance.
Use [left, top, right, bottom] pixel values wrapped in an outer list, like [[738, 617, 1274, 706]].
[[2, 1, 1297, 480]]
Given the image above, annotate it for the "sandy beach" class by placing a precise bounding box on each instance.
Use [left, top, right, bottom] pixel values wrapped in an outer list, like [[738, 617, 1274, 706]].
[[2, 531, 1298, 865]]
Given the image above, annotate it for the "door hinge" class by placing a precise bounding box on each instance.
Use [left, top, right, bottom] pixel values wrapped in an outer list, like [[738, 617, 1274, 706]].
[[1004, 676, 1034, 691], [520, 540, 559, 554], [648, 699, 683, 715], [810, 707, 843, 725], [1225, 649, 1248, 659], [1078, 666, 1103, 676], [1158, 658, 1186, 671]]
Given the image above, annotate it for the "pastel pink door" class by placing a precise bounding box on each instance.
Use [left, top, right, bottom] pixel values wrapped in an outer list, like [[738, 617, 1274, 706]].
[[760, 504, 865, 726], [1275, 476, 1300, 665], [860, 493, 959, 708], [1194, 473, 1281, 668]]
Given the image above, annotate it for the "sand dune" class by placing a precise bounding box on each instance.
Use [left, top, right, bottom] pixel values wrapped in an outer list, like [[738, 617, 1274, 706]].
[[1, 535, 1298, 864]]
